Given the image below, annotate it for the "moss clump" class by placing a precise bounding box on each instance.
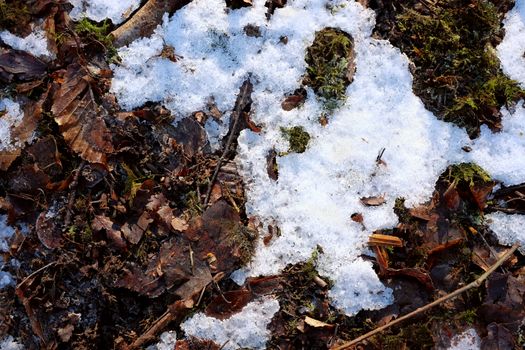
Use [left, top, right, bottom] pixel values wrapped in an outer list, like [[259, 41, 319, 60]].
[[449, 162, 492, 187], [0, 0, 30, 31], [280, 126, 310, 153], [377, 0, 524, 137], [304, 27, 355, 112], [75, 18, 117, 60]]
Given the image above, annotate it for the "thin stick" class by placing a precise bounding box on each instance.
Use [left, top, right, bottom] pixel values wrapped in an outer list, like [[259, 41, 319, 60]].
[[203, 79, 252, 207], [16, 261, 57, 289], [331, 243, 520, 350]]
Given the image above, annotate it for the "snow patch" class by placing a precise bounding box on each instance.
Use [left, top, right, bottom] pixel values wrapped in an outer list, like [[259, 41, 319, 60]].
[[0, 336, 24, 350], [0, 98, 25, 152], [497, 0, 525, 87], [0, 29, 53, 59], [0, 215, 16, 289], [447, 328, 481, 350], [147, 331, 177, 350], [486, 212, 525, 253], [112, 0, 525, 318], [69, 0, 140, 25], [181, 297, 279, 350]]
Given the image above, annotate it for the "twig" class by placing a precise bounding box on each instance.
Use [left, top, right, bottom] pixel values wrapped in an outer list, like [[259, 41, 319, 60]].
[[331, 242, 520, 350], [64, 160, 86, 228], [203, 79, 252, 207], [111, 0, 192, 47], [16, 261, 57, 289]]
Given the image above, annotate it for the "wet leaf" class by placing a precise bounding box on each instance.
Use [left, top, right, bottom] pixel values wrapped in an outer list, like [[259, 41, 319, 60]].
[[174, 264, 212, 300], [92, 214, 127, 250], [226, 0, 253, 9], [51, 63, 114, 165], [481, 323, 515, 350], [205, 289, 253, 319]]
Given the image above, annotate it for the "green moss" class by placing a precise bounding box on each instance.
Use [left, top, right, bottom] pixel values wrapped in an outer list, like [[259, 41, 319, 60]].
[[226, 223, 256, 265], [0, 0, 30, 30], [304, 28, 355, 112], [457, 308, 477, 325], [75, 17, 117, 60], [280, 126, 311, 153], [449, 162, 492, 187], [391, 0, 524, 137], [379, 323, 434, 350]]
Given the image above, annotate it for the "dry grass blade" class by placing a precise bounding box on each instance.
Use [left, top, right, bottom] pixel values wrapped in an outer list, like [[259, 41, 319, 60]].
[[368, 233, 403, 247]]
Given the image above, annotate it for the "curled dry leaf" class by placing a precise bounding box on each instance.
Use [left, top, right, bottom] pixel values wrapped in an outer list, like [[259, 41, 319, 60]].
[[304, 316, 334, 329], [36, 210, 62, 249], [360, 195, 386, 206], [51, 63, 114, 165]]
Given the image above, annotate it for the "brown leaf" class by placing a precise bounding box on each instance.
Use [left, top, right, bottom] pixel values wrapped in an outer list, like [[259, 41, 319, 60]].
[[0, 93, 47, 170], [36, 210, 62, 249], [266, 149, 278, 180], [205, 289, 253, 320], [409, 205, 433, 221], [443, 183, 461, 210], [470, 183, 495, 211], [92, 215, 127, 250], [281, 94, 305, 111], [360, 195, 386, 206], [304, 316, 334, 329], [51, 63, 114, 164], [171, 216, 189, 231], [174, 264, 212, 300], [368, 233, 403, 247], [57, 324, 74, 343], [226, 0, 253, 9], [0, 49, 47, 83], [481, 323, 515, 350]]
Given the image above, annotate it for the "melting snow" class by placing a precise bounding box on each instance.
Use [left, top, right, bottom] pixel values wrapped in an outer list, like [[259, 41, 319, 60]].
[[446, 328, 481, 350], [111, 0, 525, 320], [69, 0, 140, 25], [181, 297, 279, 350], [147, 331, 177, 350], [0, 99, 25, 152], [0, 336, 24, 350], [486, 212, 525, 253], [0, 215, 16, 289], [497, 0, 525, 87], [0, 29, 53, 60]]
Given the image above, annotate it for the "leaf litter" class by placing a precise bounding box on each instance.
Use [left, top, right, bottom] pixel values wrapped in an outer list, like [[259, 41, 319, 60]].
[[1, 0, 525, 349]]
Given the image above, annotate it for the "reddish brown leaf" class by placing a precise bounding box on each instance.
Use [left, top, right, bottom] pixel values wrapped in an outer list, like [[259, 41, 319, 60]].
[[205, 289, 253, 320], [281, 94, 305, 111], [470, 183, 495, 211], [443, 183, 461, 210], [174, 264, 212, 300], [51, 63, 114, 165]]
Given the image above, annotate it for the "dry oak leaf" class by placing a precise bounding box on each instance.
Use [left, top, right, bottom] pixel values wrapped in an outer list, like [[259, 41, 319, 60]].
[[51, 63, 114, 165]]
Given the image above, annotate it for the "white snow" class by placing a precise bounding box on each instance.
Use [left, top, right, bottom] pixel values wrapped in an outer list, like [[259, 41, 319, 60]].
[[486, 212, 525, 253], [0, 98, 25, 152], [147, 331, 177, 350], [110, 0, 525, 319], [0, 336, 23, 350], [446, 328, 481, 350], [181, 297, 279, 350], [69, 0, 140, 25], [497, 0, 525, 87], [0, 215, 16, 289], [0, 29, 53, 59]]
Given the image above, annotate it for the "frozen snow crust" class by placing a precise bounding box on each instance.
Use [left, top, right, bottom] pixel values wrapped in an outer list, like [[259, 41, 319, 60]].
[[181, 298, 279, 350], [110, 0, 525, 321], [0, 29, 53, 60]]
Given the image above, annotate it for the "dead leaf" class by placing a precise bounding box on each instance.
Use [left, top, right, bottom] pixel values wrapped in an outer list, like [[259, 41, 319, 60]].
[[36, 210, 62, 249], [51, 63, 114, 164], [226, 0, 253, 9], [92, 215, 127, 250], [368, 233, 403, 247], [205, 289, 253, 320], [481, 323, 515, 350], [360, 195, 386, 206], [174, 264, 212, 300], [0, 49, 47, 83], [304, 316, 333, 329], [470, 183, 495, 211], [57, 324, 74, 343], [171, 217, 189, 231]]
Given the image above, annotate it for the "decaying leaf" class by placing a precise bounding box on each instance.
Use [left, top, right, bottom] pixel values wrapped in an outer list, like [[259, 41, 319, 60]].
[[36, 210, 62, 249], [92, 214, 127, 250], [304, 316, 334, 329], [0, 49, 47, 83], [360, 195, 386, 206], [51, 63, 114, 165], [226, 0, 253, 9]]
